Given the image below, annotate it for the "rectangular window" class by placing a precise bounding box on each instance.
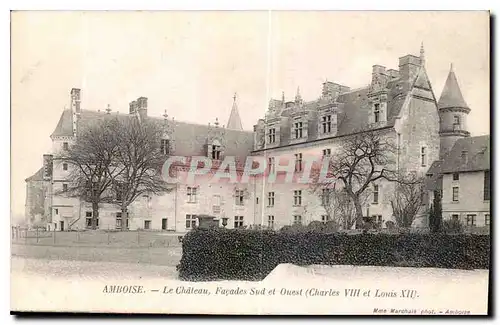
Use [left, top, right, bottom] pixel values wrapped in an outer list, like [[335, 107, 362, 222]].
[[211, 145, 221, 160], [466, 214, 476, 227], [453, 173, 459, 181], [268, 157, 275, 173], [293, 190, 302, 206], [162, 218, 168, 230], [212, 195, 221, 214], [268, 192, 275, 207], [268, 128, 276, 144], [63, 142, 69, 151], [322, 148, 331, 157], [453, 115, 460, 129], [321, 215, 329, 223], [321, 188, 330, 206], [63, 183, 68, 192], [268, 215, 275, 229], [187, 187, 197, 203], [63, 163, 68, 171], [294, 121, 304, 139], [235, 190, 244, 206], [54, 208, 59, 215], [374, 103, 380, 123], [160, 139, 170, 155], [293, 215, 302, 225], [373, 215, 383, 224], [85, 211, 98, 229], [452, 214, 459, 222], [421, 146, 427, 167], [144, 220, 151, 230], [485, 214, 490, 226], [484, 171, 490, 201], [116, 212, 122, 229], [452, 186, 459, 202], [185, 214, 197, 229], [234, 216, 244, 228], [295, 153, 303, 172], [322, 115, 332, 134], [373, 184, 379, 204]]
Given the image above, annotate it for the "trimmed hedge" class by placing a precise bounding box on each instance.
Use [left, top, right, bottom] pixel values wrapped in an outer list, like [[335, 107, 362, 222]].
[[177, 229, 490, 281]]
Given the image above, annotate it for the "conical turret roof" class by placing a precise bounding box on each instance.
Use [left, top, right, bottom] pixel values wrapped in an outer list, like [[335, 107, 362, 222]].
[[438, 64, 469, 109], [227, 93, 243, 131]]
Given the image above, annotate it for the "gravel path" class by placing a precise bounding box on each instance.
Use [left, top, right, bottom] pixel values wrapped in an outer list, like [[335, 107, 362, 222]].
[[11, 256, 178, 280]]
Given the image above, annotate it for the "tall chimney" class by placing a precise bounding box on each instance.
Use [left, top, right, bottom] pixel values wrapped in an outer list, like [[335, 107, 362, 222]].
[[137, 97, 148, 120], [70, 88, 81, 114], [398, 55, 421, 82], [129, 101, 138, 115], [371, 65, 389, 90], [42, 154, 53, 180]]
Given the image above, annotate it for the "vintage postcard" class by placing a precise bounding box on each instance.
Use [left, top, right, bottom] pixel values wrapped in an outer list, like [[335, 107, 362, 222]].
[[11, 10, 490, 315]]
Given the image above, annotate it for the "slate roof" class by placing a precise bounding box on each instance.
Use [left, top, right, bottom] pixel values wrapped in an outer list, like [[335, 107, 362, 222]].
[[263, 65, 431, 143], [424, 160, 443, 191], [440, 135, 490, 173], [50, 110, 254, 161], [25, 167, 44, 182], [437, 65, 469, 109]]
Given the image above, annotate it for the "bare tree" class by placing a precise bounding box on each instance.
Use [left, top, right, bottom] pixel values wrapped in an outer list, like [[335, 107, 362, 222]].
[[311, 130, 399, 228], [61, 118, 121, 229], [112, 117, 171, 229], [321, 186, 371, 230], [390, 174, 426, 229]]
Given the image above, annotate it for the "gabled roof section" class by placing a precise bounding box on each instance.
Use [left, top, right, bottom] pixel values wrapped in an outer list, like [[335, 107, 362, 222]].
[[437, 65, 469, 109], [441, 135, 490, 173], [414, 68, 432, 90], [25, 167, 44, 182], [50, 110, 73, 138], [424, 160, 443, 192]]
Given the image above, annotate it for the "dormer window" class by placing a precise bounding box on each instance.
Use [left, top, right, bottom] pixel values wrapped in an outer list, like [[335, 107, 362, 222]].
[[208, 139, 222, 160], [268, 128, 276, 144], [321, 115, 332, 134], [294, 121, 304, 139], [212, 145, 221, 160], [461, 150, 468, 164], [160, 139, 170, 155], [374, 103, 380, 123]]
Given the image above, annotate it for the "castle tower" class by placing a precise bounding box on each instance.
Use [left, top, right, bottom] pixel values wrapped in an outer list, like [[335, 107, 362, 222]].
[[226, 93, 243, 131], [437, 63, 471, 159]]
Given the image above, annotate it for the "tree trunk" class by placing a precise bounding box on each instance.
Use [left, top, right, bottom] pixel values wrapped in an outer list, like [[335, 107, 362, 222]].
[[121, 206, 128, 230], [92, 201, 99, 230], [353, 197, 365, 229]]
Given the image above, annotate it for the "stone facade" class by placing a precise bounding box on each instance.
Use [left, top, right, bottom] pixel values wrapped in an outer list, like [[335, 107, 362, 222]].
[[25, 45, 481, 232]]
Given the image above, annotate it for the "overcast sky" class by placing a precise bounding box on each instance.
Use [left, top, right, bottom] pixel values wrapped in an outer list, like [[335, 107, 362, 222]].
[[11, 11, 489, 217]]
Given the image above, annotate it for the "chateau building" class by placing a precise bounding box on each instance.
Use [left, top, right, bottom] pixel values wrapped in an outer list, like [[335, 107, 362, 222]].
[[24, 45, 485, 232]]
